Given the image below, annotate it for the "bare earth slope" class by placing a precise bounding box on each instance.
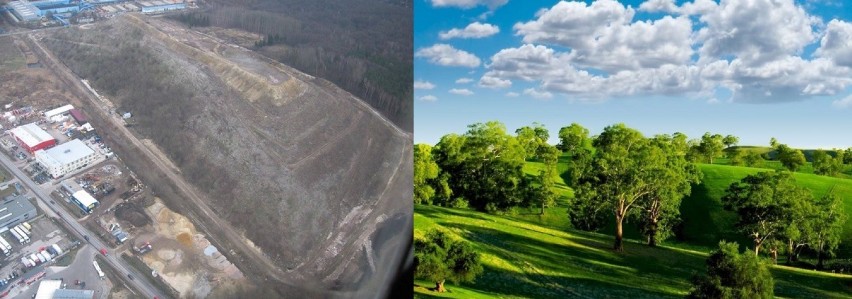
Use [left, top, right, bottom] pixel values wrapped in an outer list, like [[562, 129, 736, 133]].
[[42, 15, 412, 295]]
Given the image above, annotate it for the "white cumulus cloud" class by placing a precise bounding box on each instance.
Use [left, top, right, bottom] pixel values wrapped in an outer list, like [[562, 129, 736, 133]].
[[419, 95, 438, 102], [815, 20, 852, 67], [455, 78, 474, 84], [414, 80, 436, 90], [429, 0, 508, 9], [471, 0, 852, 103], [514, 0, 694, 72], [449, 88, 475, 96], [440, 22, 500, 39], [523, 88, 553, 99], [832, 95, 852, 108], [416, 44, 481, 68]]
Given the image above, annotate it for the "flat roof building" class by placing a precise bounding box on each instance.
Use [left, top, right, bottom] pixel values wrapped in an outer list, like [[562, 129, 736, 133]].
[[7, 1, 41, 22], [0, 195, 36, 231], [43, 104, 74, 119], [71, 190, 98, 214], [10, 123, 57, 153], [69, 109, 88, 125], [139, 0, 185, 13], [35, 139, 97, 178], [35, 279, 94, 299]]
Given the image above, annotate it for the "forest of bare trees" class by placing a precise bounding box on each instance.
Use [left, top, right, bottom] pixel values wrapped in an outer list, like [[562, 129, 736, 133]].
[[173, 0, 413, 131]]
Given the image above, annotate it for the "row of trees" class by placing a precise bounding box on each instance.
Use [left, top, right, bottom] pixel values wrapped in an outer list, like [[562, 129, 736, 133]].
[[722, 171, 845, 268]]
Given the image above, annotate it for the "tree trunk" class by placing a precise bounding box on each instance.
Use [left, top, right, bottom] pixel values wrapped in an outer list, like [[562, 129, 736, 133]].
[[770, 247, 778, 264], [435, 280, 446, 293], [754, 237, 761, 255], [614, 214, 624, 252], [786, 239, 794, 265], [647, 219, 658, 247], [817, 250, 824, 270]]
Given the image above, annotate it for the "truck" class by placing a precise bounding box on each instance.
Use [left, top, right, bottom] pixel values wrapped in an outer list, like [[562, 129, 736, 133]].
[[21, 257, 31, 268], [36, 252, 46, 263], [29, 253, 39, 264], [21, 222, 30, 231], [0, 236, 11, 252], [12, 227, 28, 243], [9, 228, 23, 244], [51, 244, 62, 255], [41, 250, 51, 261], [92, 260, 105, 279], [16, 224, 29, 236]]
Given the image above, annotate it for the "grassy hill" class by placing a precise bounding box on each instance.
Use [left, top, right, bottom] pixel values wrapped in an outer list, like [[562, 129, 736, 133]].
[[679, 164, 852, 257], [414, 204, 852, 298]]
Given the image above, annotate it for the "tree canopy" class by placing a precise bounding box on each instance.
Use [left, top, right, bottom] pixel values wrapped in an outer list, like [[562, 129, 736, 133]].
[[414, 144, 440, 205], [688, 241, 774, 299], [414, 230, 483, 292], [432, 122, 528, 212]]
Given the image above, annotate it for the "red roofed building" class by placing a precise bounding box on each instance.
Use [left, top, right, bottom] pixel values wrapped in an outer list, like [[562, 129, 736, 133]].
[[10, 123, 56, 153]]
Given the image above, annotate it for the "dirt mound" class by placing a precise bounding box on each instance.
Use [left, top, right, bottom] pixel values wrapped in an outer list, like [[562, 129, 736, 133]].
[[43, 16, 412, 292], [114, 202, 152, 227]]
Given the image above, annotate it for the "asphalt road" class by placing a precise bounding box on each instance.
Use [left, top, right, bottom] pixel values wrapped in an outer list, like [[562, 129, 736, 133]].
[[0, 153, 166, 299]]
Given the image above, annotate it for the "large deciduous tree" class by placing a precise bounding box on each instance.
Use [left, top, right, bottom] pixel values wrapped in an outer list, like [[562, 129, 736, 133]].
[[698, 133, 725, 164], [414, 144, 440, 204], [722, 171, 809, 257], [723, 135, 739, 149], [775, 144, 806, 171], [688, 241, 774, 299], [515, 123, 550, 160], [811, 192, 846, 269], [557, 123, 589, 153], [414, 230, 483, 293], [532, 145, 560, 215], [812, 150, 843, 177], [638, 134, 702, 247], [575, 124, 661, 251], [433, 122, 527, 211]]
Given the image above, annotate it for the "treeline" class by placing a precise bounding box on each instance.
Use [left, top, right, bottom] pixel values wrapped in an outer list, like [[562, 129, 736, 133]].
[[171, 12, 210, 28], [415, 121, 847, 258], [172, 0, 413, 131]]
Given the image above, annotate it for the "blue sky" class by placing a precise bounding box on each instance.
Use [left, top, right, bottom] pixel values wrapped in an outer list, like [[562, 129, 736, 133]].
[[414, 0, 852, 149]]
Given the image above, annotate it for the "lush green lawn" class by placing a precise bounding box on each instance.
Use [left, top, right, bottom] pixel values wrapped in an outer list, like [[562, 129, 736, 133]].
[[511, 155, 575, 231], [414, 204, 852, 298]]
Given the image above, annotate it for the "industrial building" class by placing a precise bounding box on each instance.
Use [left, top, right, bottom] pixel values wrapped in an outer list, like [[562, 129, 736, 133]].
[[139, 0, 185, 13], [34, 139, 97, 178], [10, 123, 57, 153], [5, 0, 79, 22], [34, 279, 95, 299], [0, 195, 37, 230], [6, 1, 41, 22], [71, 190, 98, 214], [44, 104, 74, 122], [69, 109, 88, 125]]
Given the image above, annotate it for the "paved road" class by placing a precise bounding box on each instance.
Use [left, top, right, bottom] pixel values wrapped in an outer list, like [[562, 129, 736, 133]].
[[0, 153, 166, 299]]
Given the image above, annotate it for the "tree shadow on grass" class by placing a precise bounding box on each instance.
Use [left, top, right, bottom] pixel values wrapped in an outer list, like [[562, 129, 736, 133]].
[[415, 205, 492, 223], [443, 223, 692, 298]]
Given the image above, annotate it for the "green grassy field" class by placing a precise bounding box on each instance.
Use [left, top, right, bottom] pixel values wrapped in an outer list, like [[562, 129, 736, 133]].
[[414, 204, 852, 298], [678, 164, 852, 257]]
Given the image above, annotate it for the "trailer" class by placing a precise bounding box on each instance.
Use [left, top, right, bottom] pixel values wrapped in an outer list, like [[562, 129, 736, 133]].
[[16, 224, 29, 236], [21, 257, 30, 267], [52, 244, 62, 255], [29, 253, 39, 264], [22, 222, 31, 231], [37, 252, 46, 263], [92, 260, 105, 279], [13, 227, 28, 241], [0, 236, 11, 251], [9, 228, 23, 244]]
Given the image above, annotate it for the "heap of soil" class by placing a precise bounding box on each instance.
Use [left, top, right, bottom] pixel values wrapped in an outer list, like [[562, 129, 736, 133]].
[[115, 202, 152, 227]]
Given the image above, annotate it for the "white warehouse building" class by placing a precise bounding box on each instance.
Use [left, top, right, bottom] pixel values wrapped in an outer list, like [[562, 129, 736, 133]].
[[35, 139, 98, 178]]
